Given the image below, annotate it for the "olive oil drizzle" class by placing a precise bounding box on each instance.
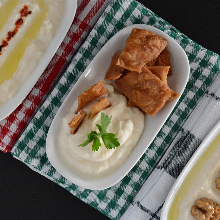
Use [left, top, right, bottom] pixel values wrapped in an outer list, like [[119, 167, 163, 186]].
[[168, 133, 220, 219], [0, 0, 49, 86]]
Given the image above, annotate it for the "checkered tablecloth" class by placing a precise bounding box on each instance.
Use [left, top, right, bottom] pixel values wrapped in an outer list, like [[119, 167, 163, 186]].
[[2, 0, 220, 219]]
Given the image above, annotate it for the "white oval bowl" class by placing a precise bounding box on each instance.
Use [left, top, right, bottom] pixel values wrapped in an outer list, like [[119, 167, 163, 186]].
[[161, 120, 220, 220], [0, 0, 77, 120], [46, 24, 190, 190]]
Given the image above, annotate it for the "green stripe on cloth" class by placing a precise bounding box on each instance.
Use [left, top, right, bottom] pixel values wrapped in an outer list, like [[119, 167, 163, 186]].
[[12, 0, 220, 219]]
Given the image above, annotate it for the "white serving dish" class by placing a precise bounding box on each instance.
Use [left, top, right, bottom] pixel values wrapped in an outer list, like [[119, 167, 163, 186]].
[[46, 24, 190, 190], [161, 120, 220, 220], [0, 0, 77, 121]]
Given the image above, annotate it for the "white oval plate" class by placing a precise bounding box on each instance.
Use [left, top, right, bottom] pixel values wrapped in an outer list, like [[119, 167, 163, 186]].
[[161, 120, 220, 220], [46, 24, 190, 190], [0, 0, 77, 121]]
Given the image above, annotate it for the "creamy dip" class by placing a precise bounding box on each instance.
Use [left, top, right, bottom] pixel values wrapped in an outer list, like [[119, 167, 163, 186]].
[[57, 84, 145, 179], [168, 133, 220, 220], [0, 0, 65, 105]]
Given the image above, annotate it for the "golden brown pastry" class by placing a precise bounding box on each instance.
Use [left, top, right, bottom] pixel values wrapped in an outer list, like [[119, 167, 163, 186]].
[[76, 80, 109, 113], [68, 110, 86, 134], [147, 66, 170, 83], [156, 48, 172, 75], [105, 52, 124, 80], [89, 98, 111, 118], [115, 66, 172, 116], [117, 28, 168, 72]]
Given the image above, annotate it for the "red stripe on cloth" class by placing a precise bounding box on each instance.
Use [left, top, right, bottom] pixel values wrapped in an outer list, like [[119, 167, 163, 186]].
[[83, 0, 106, 24], [0, 1, 106, 153], [75, 0, 90, 18]]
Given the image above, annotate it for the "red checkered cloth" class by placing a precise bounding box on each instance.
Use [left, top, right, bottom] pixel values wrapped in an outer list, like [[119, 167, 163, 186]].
[[0, 0, 111, 153]]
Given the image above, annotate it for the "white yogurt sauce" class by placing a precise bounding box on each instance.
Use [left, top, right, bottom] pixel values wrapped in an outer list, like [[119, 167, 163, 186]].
[[0, 0, 65, 105], [57, 84, 145, 179], [179, 145, 220, 220]]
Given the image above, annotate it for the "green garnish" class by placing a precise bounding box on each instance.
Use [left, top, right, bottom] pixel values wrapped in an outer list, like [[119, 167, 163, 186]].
[[78, 113, 120, 151]]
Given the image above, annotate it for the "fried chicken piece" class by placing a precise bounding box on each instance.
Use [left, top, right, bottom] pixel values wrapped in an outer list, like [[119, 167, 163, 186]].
[[68, 110, 86, 134], [89, 98, 111, 118], [105, 52, 124, 80], [76, 80, 109, 113], [115, 66, 172, 116], [155, 48, 172, 75], [117, 28, 168, 72]]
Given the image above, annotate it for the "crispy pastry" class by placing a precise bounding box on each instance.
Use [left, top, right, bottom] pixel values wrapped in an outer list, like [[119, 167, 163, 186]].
[[76, 80, 109, 113], [156, 48, 172, 75], [117, 28, 168, 72], [68, 110, 86, 134], [147, 66, 170, 83], [169, 90, 180, 100], [89, 98, 111, 118], [105, 52, 124, 80], [128, 66, 170, 108], [147, 66, 179, 100], [127, 99, 136, 107], [115, 66, 172, 116], [145, 59, 156, 67]]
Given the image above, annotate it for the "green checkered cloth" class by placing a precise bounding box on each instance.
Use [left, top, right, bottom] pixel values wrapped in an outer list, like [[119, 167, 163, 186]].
[[12, 0, 220, 219]]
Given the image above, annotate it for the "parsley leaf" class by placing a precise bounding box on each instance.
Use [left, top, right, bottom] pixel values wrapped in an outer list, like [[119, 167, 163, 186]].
[[101, 133, 120, 149], [78, 131, 97, 147], [78, 113, 120, 151], [92, 136, 101, 151], [96, 113, 112, 134]]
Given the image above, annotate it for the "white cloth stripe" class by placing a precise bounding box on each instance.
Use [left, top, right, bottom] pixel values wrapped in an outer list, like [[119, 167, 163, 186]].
[[77, 0, 98, 21]]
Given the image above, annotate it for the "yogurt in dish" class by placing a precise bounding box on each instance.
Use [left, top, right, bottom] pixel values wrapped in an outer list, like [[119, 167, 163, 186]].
[[168, 132, 220, 220], [0, 0, 65, 105], [57, 84, 145, 179]]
